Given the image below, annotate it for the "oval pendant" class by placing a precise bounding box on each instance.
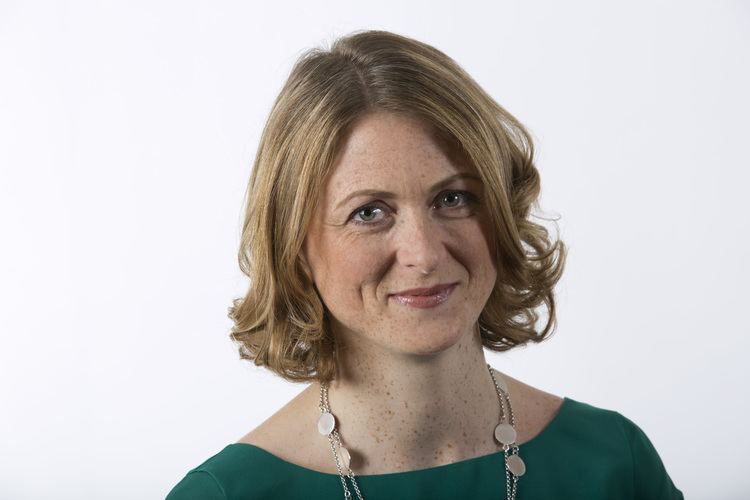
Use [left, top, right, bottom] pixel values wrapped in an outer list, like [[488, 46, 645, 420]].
[[506, 454, 526, 477], [339, 445, 351, 470], [317, 412, 335, 436], [494, 423, 517, 445]]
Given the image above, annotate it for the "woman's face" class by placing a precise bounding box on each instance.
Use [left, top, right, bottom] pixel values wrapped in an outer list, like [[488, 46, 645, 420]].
[[301, 111, 498, 357]]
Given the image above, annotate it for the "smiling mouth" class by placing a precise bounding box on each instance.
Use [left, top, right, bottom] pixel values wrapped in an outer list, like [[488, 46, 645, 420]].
[[389, 283, 458, 309]]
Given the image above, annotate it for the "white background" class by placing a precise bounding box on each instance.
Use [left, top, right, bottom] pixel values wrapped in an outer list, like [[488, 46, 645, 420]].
[[1, 1, 748, 498]]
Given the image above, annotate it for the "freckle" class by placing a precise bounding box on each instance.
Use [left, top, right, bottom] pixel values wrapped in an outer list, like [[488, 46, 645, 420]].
[[447, 443, 453, 448]]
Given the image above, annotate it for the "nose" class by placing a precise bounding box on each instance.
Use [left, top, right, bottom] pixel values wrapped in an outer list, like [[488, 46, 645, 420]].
[[394, 210, 442, 275]]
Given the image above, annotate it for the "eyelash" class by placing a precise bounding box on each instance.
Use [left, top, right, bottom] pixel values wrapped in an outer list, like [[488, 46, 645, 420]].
[[348, 190, 479, 227]]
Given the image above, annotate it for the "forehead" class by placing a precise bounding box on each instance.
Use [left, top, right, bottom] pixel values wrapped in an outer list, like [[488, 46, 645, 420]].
[[325, 112, 469, 193]]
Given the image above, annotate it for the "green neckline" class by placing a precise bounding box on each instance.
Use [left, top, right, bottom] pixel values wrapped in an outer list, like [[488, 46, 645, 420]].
[[228, 396, 571, 479]]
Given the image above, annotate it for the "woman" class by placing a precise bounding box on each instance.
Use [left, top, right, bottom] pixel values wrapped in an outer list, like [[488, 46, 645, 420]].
[[167, 30, 683, 499]]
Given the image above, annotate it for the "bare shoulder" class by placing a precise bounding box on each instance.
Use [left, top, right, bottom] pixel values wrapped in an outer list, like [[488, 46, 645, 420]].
[[236, 383, 334, 472], [497, 370, 565, 445], [237, 383, 317, 445]]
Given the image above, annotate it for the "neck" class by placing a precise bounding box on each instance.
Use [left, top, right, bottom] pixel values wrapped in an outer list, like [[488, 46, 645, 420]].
[[322, 323, 506, 474]]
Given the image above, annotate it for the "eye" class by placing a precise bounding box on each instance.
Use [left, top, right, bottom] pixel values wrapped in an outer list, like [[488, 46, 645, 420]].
[[438, 191, 476, 209], [349, 191, 479, 226], [349, 205, 390, 224]]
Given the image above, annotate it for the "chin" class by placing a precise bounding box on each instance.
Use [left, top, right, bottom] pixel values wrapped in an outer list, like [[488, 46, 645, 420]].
[[394, 325, 467, 356]]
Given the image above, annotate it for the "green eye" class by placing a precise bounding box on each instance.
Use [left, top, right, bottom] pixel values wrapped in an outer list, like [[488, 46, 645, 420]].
[[443, 192, 461, 207], [352, 205, 382, 224], [348, 190, 478, 227], [438, 191, 478, 208]]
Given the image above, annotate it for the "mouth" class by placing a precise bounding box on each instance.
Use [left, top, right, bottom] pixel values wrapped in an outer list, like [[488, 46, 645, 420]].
[[389, 282, 458, 309]]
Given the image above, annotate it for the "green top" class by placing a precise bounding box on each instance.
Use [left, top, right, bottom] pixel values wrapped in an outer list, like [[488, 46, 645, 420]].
[[166, 397, 684, 499]]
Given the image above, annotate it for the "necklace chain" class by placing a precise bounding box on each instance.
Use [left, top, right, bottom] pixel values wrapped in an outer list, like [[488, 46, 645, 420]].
[[317, 363, 524, 499]]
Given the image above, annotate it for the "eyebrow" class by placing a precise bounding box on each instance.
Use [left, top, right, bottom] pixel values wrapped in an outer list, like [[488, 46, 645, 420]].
[[334, 172, 483, 211]]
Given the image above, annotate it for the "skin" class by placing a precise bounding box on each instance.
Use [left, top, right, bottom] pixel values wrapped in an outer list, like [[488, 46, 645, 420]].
[[240, 111, 563, 475]]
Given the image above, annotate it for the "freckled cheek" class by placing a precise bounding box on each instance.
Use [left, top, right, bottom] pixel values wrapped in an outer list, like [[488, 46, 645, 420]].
[[326, 246, 385, 303], [456, 230, 497, 284]]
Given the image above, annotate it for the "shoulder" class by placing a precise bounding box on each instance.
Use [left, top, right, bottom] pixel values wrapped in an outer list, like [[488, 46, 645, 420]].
[[547, 397, 684, 499], [237, 382, 334, 473], [555, 396, 666, 456], [166, 468, 225, 500], [550, 395, 646, 450], [165, 384, 336, 498], [611, 411, 684, 498], [499, 372, 566, 446], [167, 384, 321, 500], [237, 383, 315, 447], [165, 442, 307, 500]]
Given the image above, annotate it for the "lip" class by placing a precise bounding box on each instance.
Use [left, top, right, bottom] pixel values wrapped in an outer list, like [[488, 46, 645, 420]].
[[389, 282, 458, 309]]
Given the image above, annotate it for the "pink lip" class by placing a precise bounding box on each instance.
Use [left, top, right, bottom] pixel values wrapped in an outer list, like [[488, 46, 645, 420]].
[[389, 283, 458, 309]]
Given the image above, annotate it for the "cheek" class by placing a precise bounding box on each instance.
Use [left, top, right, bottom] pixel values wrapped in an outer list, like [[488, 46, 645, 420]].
[[454, 216, 495, 260], [455, 223, 498, 294], [315, 236, 385, 308]]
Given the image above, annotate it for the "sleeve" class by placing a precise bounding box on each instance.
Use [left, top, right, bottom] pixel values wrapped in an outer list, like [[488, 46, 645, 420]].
[[616, 412, 685, 500], [165, 469, 227, 500]]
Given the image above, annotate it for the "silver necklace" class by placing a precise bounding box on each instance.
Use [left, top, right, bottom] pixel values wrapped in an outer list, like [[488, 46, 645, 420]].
[[317, 363, 526, 499]]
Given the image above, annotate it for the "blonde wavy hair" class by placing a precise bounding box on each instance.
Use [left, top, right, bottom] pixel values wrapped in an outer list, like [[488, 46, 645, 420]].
[[228, 29, 567, 384]]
